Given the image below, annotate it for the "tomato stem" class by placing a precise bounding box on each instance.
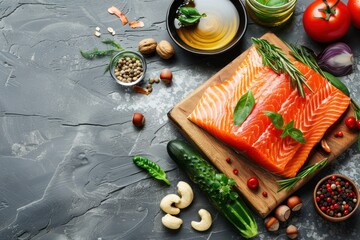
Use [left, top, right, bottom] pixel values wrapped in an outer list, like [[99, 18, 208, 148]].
[[317, 0, 340, 21]]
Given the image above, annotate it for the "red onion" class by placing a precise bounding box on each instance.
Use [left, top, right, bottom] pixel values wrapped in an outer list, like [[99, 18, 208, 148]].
[[316, 42, 353, 77]]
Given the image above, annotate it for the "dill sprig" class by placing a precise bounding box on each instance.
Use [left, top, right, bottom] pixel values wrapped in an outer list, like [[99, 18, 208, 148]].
[[101, 38, 123, 50], [252, 38, 313, 98], [80, 38, 124, 73], [80, 48, 117, 59], [277, 158, 328, 192]]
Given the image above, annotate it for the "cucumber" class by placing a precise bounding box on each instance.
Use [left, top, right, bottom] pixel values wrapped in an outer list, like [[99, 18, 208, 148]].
[[167, 139, 258, 238]]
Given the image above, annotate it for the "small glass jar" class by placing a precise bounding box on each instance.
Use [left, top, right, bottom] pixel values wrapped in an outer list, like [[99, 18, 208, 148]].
[[109, 50, 147, 87], [245, 0, 297, 27]]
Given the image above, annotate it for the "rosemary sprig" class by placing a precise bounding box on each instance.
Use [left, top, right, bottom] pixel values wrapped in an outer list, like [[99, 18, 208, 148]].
[[277, 158, 328, 192], [287, 44, 326, 78], [252, 38, 313, 98]]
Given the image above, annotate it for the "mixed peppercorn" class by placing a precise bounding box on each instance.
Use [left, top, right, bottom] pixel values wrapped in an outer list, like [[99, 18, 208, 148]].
[[315, 175, 358, 218]]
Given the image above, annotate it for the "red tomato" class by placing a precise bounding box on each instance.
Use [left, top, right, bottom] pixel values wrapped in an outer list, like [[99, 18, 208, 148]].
[[348, 0, 360, 28], [247, 177, 259, 190], [345, 116, 356, 129], [303, 0, 351, 43]]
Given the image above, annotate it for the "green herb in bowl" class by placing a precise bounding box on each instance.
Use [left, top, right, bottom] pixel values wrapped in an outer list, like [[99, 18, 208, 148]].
[[176, 6, 206, 26]]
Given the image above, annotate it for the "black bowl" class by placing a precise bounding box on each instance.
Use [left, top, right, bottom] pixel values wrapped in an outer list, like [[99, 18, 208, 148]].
[[166, 0, 248, 55]]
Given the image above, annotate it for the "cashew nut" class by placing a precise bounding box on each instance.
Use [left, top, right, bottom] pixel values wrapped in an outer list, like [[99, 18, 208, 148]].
[[162, 214, 183, 230], [191, 209, 212, 231], [175, 181, 194, 209], [160, 194, 181, 215]]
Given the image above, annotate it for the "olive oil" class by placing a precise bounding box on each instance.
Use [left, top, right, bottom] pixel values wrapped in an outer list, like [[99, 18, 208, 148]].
[[175, 0, 240, 51]]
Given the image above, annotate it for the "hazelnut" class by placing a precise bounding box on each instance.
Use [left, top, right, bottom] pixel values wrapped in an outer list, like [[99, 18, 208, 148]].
[[138, 38, 157, 55], [274, 205, 291, 222], [160, 68, 173, 84], [287, 195, 302, 211], [156, 40, 175, 59], [286, 225, 298, 239], [132, 112, 145, 127], [264, 216, 279, 231]]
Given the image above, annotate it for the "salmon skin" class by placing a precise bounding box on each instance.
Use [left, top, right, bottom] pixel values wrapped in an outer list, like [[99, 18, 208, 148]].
[[188, 47, 350, 178]]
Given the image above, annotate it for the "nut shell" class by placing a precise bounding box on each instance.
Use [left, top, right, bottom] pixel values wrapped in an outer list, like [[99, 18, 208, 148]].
[[286, 225, 298, 239], [160, 68, 173, 84], [264, 216, 279, 231], [138, 38, 157, 55], [132, 113, 145, 127], [156, 40, 175, 59], [287, 195, 303, 211], [274, 205, 291, 222]]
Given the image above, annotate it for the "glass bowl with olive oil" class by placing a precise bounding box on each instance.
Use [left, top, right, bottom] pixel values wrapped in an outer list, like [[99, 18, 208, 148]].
[[245, 0, 297, 27], [166, 0, 248, 55]]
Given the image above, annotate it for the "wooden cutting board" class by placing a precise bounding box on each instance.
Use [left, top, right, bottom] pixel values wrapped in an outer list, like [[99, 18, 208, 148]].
[[168, 33, 358, 218]]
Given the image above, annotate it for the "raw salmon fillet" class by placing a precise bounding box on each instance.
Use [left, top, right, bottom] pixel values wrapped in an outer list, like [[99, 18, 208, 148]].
[[188, 47, 350, 177]]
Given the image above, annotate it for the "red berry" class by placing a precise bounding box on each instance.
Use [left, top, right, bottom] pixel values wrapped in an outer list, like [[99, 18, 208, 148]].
[[331, 175, 336, 181], [233, 168, 238, 175], [316, 196, 321, 202], [226, 157, 231, 163], [321, 206, 326, 211], [344, 210, 349, 215], [247, 177, 259, 190], [262, 191, 268, 197], [335, 131, 344, 137], [345, 116, 356, 129], [356, 120, 360, 130]]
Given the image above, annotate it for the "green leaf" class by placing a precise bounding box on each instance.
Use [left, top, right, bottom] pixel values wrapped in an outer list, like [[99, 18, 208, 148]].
[[177, 15, 202, 25], [233, 90, 255, 126], [280, 120, 294, 138], [133, 156, 170, 185], [179, 6, 202, 17], [322, 71, 350, 97], [176, 6, 206, 26], [263, 111, 284, 129], [288, 128, 306, 143]]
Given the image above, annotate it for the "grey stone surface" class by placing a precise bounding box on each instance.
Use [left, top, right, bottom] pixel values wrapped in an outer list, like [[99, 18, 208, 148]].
[[0, 0, 359, 239]]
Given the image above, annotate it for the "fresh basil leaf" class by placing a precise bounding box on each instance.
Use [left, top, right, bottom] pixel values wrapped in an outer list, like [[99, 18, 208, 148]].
[[233, 90, 255, 126], [263, 111, 284, 129], [323, 71, 350, 97], [177, 15, 201, 25], [280, 120, 294, 138], [179, 6, 202, 17], [288, 128, 306, 144]]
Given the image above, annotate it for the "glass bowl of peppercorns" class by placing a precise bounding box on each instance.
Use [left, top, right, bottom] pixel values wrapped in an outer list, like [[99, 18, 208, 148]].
[[110, 50, 147, 87], [313, 174, 359, 222]]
